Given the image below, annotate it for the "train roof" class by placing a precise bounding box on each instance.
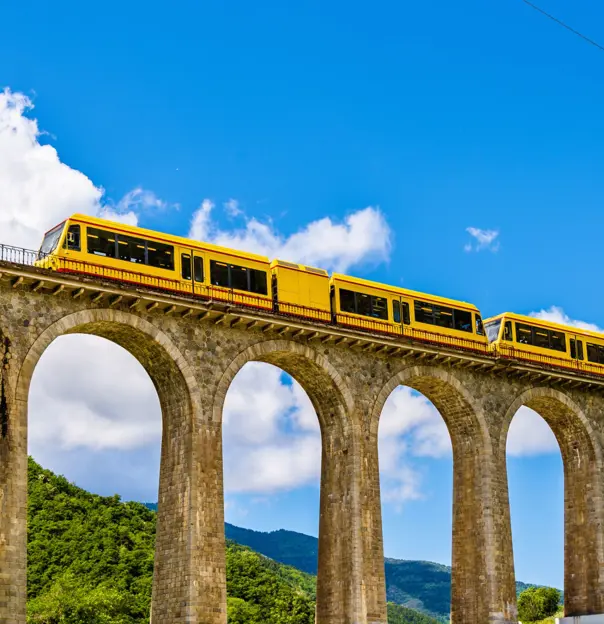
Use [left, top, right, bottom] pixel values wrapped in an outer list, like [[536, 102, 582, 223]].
[[484, 312, 604, 341], [330, 273, 480, 312], [68, 213, 271, 264]]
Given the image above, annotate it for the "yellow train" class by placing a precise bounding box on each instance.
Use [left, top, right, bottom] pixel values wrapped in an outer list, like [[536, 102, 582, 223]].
[[484, 312, 604, 376], [33, 214, 604, 377]]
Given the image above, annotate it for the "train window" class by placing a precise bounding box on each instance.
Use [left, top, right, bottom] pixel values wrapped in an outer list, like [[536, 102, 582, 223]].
[[504, 321, 513, 341], [393, 301, 401, 324], [210, 260, 230, 287], [570, 338, 577, 359], [586, 343, 604, 364], [372, 297, 388, 320], [550, 331, 566, 352], [454, 310, 472, 333], [433, 305, 454, 329], [402, 302, 410, 325], [577, 340, 584, 360], [339, 289, 356, 313], [515, 323, 533, 345], [356, 293, 372, 317], [194, 257, 204, 282], [230, 265, 249, 291], [249, 269, 268, 295], [414, 301, 434, 325], [147, 241, 174, 271], [39, 223, 65, 257], [65, 224, 81, 251], [534, 329, 550, 349], [485, 319, 501, 343], [475, 315, 484, 336], [87, 227, 116, 258], [117, 234, 146, 264], [181, 254, 192, 280]]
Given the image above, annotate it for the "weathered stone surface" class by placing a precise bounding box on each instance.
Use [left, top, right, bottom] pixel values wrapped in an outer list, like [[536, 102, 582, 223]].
[[1, 273, 604, 623]]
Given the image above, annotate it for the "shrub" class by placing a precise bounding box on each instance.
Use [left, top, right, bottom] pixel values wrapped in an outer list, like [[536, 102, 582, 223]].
[[518, 586, 560, 622]]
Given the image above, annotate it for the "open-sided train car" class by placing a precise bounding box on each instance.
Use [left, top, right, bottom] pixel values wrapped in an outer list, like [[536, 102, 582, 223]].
[[484, 312, 604, 375], [330, 273, 489, 352], [36, 214, 274, 310]]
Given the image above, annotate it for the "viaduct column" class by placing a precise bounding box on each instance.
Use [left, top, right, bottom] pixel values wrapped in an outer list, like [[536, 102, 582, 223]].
[[0, 328, 28, 624], [315, 407, 387, 624]]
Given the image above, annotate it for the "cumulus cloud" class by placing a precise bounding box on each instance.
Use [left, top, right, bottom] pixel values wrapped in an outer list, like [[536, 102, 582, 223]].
[[222, 363, 321, 493], [0, 88, 172, 247], [189, 198, 392, 273], [530, 305, 602, 333], [223, 198, 242, 217], [29, 335, 161, 453], [464, 227, 500, 252]]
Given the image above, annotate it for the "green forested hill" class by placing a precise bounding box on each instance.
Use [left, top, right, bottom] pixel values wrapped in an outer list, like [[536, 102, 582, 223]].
[[26, 458, 437, 623], [219, 520, 561, 622]]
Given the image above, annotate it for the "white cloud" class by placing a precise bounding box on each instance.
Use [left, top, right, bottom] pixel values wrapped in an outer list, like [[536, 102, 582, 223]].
[[189, 198, 392, 273], [29, 335, 161, 453], [222, 363, 321, 493], [530, 305, 602, 333], [507, 407, 559, 456], [378, 387, 451, 508], [464, 227, 500, 252], [0, 88, 167, 249], [0, 88, 103, 249], [223, 198, 242, 217]]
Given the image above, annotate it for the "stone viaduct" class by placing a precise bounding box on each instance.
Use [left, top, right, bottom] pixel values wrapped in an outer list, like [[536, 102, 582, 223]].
[[1, 258, 604, 624]]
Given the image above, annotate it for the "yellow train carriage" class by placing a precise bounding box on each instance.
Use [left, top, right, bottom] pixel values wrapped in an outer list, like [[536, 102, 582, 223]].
[[484, 312, 604, 375], [270, 260, 331, 322], [36, 214, 273, 310], [330, 274, 488, 352]]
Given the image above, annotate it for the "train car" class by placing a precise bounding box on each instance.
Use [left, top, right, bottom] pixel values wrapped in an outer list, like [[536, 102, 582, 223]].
[[330, 273, 488, 352], [35, 214, 273, 310], [484, 312, 604, 375], [270, 260, 331, 322]]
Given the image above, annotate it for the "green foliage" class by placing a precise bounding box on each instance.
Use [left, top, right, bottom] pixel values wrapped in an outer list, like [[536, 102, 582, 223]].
[[517, 586, 561, 622], [27, 457, 493, 624], [26, 457, 317, 624], [386, 602, 441, 624]]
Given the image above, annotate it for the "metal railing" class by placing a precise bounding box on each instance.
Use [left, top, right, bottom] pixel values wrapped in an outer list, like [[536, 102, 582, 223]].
[[2, 243, 603, 380], [335, 313, 490, 355]]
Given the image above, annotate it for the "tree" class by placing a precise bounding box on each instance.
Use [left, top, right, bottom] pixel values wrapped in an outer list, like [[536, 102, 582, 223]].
[[517, 586, 560, 622]]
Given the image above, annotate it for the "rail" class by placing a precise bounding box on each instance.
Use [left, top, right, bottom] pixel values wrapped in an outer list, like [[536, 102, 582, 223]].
[[1, 243, 603, 381]]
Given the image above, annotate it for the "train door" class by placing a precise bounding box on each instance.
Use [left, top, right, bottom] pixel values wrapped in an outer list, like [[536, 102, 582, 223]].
[[392, 297, 411, 336], [180, 250, 206, 297], [569, 335, 584, 369]]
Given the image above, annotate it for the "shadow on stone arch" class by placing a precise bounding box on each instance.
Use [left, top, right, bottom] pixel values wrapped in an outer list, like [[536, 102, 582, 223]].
[[15, 308, 200, 624], [369, 364, 511, 624], [213, 339, 360, 624], [500, 386, 604, 617]]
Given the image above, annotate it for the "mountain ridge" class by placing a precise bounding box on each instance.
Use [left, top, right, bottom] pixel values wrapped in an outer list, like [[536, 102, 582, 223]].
[[143, 502, 558, 622]]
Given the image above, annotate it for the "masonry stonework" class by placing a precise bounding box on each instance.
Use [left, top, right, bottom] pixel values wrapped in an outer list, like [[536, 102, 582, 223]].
[[1, 269, 604, 624]]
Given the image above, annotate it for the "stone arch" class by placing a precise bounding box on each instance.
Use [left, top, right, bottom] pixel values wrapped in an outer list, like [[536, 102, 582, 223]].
[[16, 307, 199, 409], [501, 386, 604, 616], [13, 308, 204, 624], [499, 386, 602, 466], [369, 365, 491, 449], [212, 338, 354, 431], [370, 365, 515, 624], [214, 339, 364, 624]]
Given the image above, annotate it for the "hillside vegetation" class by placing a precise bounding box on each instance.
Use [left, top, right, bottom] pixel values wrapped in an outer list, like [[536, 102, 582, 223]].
[[26, 457, 437, 623]]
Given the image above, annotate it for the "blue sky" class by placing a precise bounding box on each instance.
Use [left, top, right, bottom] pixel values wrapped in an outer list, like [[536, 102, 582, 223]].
[[2, 0, 604, 592]]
